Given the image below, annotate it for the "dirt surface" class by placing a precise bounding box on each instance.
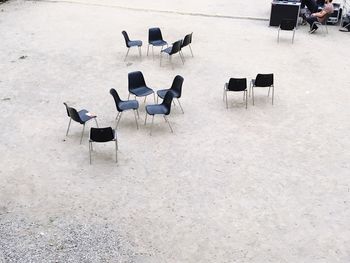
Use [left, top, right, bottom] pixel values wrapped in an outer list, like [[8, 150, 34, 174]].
[[0, 0, 349, 262]]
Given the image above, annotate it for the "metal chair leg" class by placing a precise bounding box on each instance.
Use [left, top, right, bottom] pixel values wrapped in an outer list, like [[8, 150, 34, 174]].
[[89, 141, 92, 164], [136, 109, 140, 119], [252, 87, 255, 105], [160, 51, 163, 66], [272, 85, 274, 105], [245, 90, 248, 109], [268, 86, 271, 97], [144, 112, 148, 125], [94, 118, 98, 128], [225, 90, 228, 109], [80, 124, 85, 144], [189, 45, 194, 57], [277, 28, 280, 43], [292, 29, 295, 43], [153, 92, 156, 103], [223, 84, 226, 101], [127, 93, 130, 100], [66, 118, 72, 136], [116, 112, 123, 128], [133, 109, 139, 129], [124, 48, 130, 61], [164, 116, 173, 133], [115, 140, 118, 163], [147, 44, 150, 56], [150, 115, 154, 136], [177, 98, 184, 114], [138, 46, 142, 58], [152, 46, 154, 60], [115, 112, 120, 121], [179, 53, 184, 65]]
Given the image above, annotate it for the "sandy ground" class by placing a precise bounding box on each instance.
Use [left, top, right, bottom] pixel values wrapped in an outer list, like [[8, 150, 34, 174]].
[[0, 0, 350, 262]]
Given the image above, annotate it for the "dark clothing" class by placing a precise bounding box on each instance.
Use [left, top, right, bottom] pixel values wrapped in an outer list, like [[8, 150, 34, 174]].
[[301, 0, 318, 13], [306, 15, 318, 30]]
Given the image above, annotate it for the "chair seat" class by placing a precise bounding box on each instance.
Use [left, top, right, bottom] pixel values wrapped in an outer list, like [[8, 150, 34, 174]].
[[128, 40, 142, 47], [161, 46, 172, 54], [90, 128, 115, 143], [150, 40, 167, 46], [118, 100, 139, 111], [78, 109, 95, 123], [146, 104, 168, 115], [130, 86, 154, 97], [157, 89, 179, 99]]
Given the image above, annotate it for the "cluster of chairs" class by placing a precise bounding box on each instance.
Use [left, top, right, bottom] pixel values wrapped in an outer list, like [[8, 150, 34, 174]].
[[63, 72, 184, 164], [122, 27, 194, 67], [223, 73, 274, 109]]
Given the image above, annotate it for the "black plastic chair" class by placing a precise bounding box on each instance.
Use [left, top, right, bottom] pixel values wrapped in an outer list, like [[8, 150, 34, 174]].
[[181, 32, 193, 58], [121, 31, 142, 61], [147, 27, 168, 59], [110, 88, 139, 129], [249, 74, 274, 105], [277, 19, 296, 43], [128, 71, 155, 103], [157, 75, 184, 113], [145, 91, 174, 135], [160, 40, 184, 67], [89, 127, 118, 164], [63, 102, 98, 144], [223, 78, 248, 109]]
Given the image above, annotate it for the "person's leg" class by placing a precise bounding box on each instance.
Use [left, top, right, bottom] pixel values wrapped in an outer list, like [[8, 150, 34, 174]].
[[306, 16, 318, 30]]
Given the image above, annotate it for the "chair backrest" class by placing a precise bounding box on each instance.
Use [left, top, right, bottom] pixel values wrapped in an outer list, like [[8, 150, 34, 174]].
[[121, 31, 130, 47], [255, 74, 274, 87], [148, 27, 163, 43], [128, 71, 146, 91], [109, 88, 123, 112], [63, 102, 70, 117], [182, 32, 192, 47], [280, 19, 295, 30], [64, 103, 83, 124], [227, 78, 247, 91], [170, 40, 182, 55], [170, 75, 184, 98], [161, 91, 174, 115], [90, 127, 115, 142]]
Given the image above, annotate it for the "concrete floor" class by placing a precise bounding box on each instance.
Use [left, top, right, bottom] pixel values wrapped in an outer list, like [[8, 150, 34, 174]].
[[0, 0, 349, 262]]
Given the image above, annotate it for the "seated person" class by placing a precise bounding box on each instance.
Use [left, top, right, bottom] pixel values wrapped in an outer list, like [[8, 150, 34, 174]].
[[306, 0, 334, 33]]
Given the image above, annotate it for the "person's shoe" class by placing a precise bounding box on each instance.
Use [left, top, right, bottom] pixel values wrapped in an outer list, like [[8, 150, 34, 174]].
[[339, 27, 350, 32], [309, 27, 318, 34]]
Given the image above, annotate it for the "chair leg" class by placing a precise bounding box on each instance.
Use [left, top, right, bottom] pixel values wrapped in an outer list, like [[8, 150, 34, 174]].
[[144, 112, 148, 125], [89, 141, 92, 164], [124, 48, 130, 61], [127, 93, 130, 100], [133, 109, 139, 130], [225, 90, 228, 109], [144, 96, 147, 104], [249, 82, 252, 97], [164, 115, 173, 133], [268, 86, 271, 97], [160, 51, 162, 66], [189, 45, 194, 57], [180, 50, 185, 62], [245, 90, 248, 109], [80, 124, 85, 144], [66, 118, 72, 136], [116, 112, 123, 128], [272, 85, 275, 105], [147, 44, 150, 56], [223, 84, 226, 101], [177, 98, 184, 114], [94, 118, 98, 128], [179, 53, 184, 65], [115, 140, 118, 163], [292, 29, 295, 44], [138, 46, 142, 58], [150, 115, 154, 136], [277, 28, 280, 43], [136, 109, 140, 119], [252, 87, 255, 105], [153, 92, 156, 103], [115, 112, 120, 121], [152, 46, 154, 60]]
